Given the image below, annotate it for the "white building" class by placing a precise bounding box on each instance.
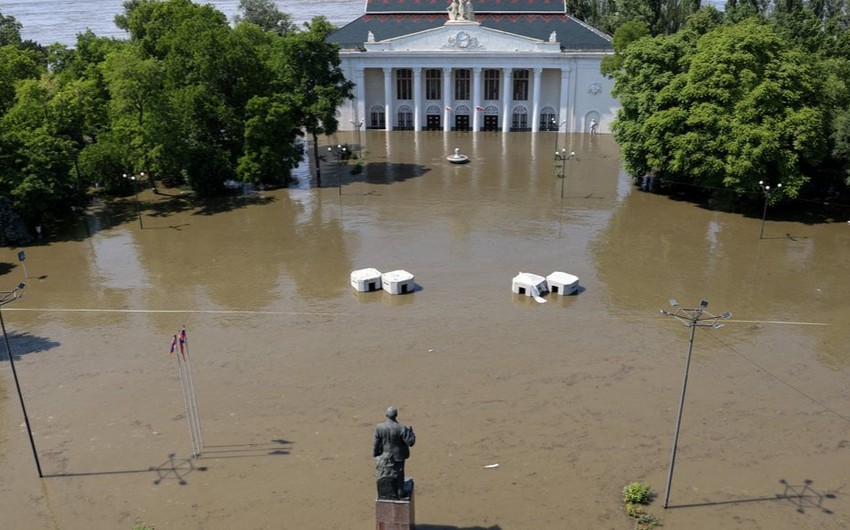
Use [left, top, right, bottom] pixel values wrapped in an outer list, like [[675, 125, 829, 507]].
[[327, 0, 617, 134]]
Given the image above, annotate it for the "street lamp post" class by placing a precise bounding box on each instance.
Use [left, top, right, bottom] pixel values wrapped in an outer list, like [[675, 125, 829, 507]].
[[123, 172, 144, 229], [554, 149, 576, 199], [659, 299, 731, 508], [0, 283, 42, 477], [328, 145, 347, 195], [758, 180, 782, 239], [552, 118, 567, 153], [350, 120, 363, 157]]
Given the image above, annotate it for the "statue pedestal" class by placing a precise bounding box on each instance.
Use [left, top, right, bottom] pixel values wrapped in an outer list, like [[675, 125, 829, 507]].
[[376, 478, 415, 530]]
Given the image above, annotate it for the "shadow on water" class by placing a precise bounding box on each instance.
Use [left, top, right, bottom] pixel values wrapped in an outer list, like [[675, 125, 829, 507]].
[[45, 453, 208, 485], [643, 179, 850, 225], [0, 332, 60, 361], [328, 162, 430, 187], [416, 523, 502, 530], [44, 188, 281, 244], [668, 479, 837, 515], [199, 438, 293, 459], [0, 261, 17, 276]]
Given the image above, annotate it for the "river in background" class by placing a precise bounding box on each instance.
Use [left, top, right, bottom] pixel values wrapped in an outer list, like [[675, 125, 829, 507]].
[[0, 0, 364, 46], [0, 131, 848, 529]]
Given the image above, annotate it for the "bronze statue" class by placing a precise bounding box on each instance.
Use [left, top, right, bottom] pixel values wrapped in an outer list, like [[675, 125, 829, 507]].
[[373, 406, 416, 500]]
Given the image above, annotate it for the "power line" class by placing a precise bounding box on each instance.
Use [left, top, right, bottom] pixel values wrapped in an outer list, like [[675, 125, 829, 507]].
[[704, 329, 850, 424]]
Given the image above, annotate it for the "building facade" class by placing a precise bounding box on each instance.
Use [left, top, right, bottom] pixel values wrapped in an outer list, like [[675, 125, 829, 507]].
[[327, 0, 618, 134]]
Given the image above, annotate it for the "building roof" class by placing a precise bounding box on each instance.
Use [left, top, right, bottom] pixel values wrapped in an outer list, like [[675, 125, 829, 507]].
[[364, 0, 566, 14], [328, 0, 611, 51]]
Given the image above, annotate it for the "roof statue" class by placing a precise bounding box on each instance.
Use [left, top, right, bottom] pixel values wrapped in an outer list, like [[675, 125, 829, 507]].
[[368, 31, 375, 43], [461, 0, 475, 21], [447, 0, 460, 21], [549, 31, 557, 43], [447, 0, 476, 22]]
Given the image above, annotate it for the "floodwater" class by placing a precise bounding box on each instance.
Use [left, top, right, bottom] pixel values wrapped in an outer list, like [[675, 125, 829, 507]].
[[1, 132, 848, 530]]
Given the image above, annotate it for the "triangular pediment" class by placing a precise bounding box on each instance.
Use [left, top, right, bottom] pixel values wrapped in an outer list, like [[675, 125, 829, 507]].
[[364, 22, 561, 54]]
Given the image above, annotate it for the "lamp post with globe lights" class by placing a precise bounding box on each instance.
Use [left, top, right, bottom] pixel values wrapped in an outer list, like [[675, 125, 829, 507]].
[[0, 283, 42, 477], [758, 180, 782, 239], [554, 149, 576, 199], [123, 172, 145, 229], [328, 145, 348, 195], [659, 298, 731, 508]]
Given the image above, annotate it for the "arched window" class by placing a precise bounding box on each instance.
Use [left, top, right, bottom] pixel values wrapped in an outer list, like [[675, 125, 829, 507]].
[[540, 106, 558, 131], [370, 105, 385, 129], [397, 105, 413, 130], [511, 106, 529, 131]]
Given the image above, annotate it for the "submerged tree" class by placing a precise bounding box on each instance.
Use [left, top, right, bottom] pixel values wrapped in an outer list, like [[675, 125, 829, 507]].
[[612, 17, 828, 201], [234, 0, 296, 36], [273, 17, 353, 188]]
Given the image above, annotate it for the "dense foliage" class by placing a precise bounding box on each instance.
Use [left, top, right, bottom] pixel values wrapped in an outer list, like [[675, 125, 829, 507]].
[[606, 1, 850, 205], [0, 0, 352, 241]]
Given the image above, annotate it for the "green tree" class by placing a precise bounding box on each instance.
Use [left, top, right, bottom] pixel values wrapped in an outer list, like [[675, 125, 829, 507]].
[[237, 94, 303, 185], [601, 20, 650, 77], [612, 18, 827, 201], [0, 78, 78, 222], [0, 11, 22, 47], [274, 17, 353, 188], [234, 0, 295, 36]]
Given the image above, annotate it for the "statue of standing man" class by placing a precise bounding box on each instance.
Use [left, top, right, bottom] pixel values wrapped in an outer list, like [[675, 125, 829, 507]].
[[374, 406, 416, 500]]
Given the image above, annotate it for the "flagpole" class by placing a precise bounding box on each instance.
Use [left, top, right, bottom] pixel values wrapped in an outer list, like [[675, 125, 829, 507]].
[[180, 328, 204, 452], [174, 335, 199, 457]]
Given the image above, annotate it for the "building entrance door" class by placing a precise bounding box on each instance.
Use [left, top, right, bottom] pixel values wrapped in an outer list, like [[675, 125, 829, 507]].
[[426, 114, 441, 131], [483, 115, 499, 131], [455, 115, 470, 131]]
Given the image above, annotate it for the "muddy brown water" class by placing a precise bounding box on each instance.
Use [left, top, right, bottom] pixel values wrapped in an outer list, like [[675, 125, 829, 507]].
[[1, 132, 848, 530]]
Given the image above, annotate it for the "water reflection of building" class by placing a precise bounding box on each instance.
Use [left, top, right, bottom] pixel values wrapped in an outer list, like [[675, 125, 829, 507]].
[[327, 0, 616, 134]]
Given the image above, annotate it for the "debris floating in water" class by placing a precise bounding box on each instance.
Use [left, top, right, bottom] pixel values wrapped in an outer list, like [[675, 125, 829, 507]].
[[483, 463, 499, 469]]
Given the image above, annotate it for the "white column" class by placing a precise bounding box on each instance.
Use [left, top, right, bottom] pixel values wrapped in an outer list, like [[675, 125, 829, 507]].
[[472, 67, 482, 132], [383, 67, 393, 132], [531, 67, 542, 132], [413, 67, 422, 131], [502, 67, 511, 132], [443, 67, 452, 132], [355, 68, 366, 129], [559, 66, 570, 133]]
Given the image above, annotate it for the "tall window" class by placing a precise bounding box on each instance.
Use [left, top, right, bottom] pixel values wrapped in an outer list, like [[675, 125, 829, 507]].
[[397, 69, 412, 100], [512, 69, 529, 101], [425, 69, 441, 100], [484, 69, 500, 100], [454, 69, 470, 100]]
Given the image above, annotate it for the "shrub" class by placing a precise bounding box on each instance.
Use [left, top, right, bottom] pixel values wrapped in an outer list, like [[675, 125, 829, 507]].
[[623, 481, 653, 505]]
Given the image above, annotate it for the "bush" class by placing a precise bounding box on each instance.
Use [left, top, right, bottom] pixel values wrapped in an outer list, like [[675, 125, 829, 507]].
[[623, 481, 653, 504]]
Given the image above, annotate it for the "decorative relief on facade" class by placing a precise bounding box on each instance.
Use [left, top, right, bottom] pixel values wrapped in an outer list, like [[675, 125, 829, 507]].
[[589, 82, 602, 95], [446, 31, 480, 49]]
